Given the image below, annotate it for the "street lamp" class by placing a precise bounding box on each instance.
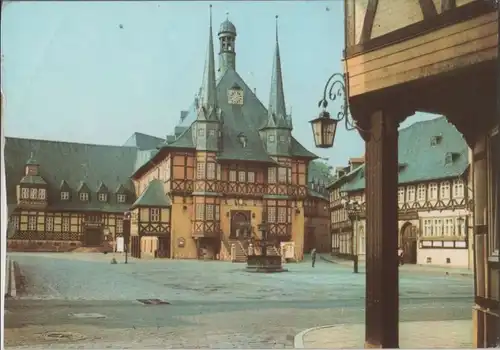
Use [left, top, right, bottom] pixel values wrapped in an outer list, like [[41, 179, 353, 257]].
[[309, 73, 358, 149], [341, 197, 361, 273], [123, 211, 131, 264]]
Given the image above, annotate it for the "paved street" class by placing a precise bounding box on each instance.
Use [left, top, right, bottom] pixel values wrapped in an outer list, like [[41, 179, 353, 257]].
[[6, 253, 473, 348]]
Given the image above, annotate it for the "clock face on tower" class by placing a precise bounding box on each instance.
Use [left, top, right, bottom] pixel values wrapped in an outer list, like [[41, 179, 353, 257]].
[[227, 89, 244, 105]]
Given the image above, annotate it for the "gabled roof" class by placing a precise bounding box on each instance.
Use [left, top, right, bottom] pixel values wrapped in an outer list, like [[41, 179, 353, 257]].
[[123, 132, 165, 151], [97, 182, 108, 193], [341, 117, 468, 192], [5, 137, 137, 212], [132, 179, 171, 208], [20, 175, 46, 185]]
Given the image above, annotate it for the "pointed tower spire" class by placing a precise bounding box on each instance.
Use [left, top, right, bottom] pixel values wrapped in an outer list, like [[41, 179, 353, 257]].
[[198, 4, 218, 120], [268, 15, 289, 129]]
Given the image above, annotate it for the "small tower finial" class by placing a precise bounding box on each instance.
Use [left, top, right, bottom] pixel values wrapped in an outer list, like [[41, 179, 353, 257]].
[[226, 11, 229, 20], [30, 151, 34, 159], [275, 15, 279, 42], [209, 4, 213, 28]]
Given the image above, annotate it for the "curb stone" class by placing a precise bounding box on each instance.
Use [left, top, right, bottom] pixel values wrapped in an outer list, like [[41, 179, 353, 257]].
[[294, 324, 337, 348], [320, 255, 472, 277]]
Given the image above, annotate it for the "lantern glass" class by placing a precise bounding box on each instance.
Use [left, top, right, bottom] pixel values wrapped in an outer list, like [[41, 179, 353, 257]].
[[309, 111, 338, 148]]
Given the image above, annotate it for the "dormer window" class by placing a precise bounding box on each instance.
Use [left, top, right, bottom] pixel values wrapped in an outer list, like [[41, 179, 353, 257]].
[[80, 192, 89, 201], [445, 152, 453, 164], [98, 193, 107, 202], [21, 188, 29, 199], [237, 133, 248, 148], [61, 191, 69, 200], [29, 188, 37, 199], [117, 194, 127, 203], [431, 135, 442, 146]]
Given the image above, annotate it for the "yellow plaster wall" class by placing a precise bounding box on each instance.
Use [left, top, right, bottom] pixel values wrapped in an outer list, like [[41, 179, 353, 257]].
[[292, 200, 305, 260], [170, 196, 196, 259], [141, 236, 157, 259]]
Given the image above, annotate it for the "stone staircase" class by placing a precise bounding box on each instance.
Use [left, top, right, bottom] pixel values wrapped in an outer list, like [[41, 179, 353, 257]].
[[230, 240, 247, 263]]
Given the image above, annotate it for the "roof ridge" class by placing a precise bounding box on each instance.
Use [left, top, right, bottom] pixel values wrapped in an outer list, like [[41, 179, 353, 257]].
[[6, 136, 138, 149]]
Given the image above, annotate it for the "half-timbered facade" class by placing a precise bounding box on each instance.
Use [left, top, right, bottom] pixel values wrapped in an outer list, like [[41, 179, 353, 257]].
[[342, 0, 498, 346], [5, 137, 144, 252], [130, 15, 318, 261], [329, 118, 473, 267]]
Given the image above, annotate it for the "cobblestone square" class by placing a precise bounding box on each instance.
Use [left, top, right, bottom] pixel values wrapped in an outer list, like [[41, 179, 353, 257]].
[[5, 253, 474, 348]]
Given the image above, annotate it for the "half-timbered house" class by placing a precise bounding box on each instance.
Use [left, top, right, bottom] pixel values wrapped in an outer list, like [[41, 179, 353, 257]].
[[130, 15, 319, 261], [5, 13, 323, 262], [328, 117, 473, 268]]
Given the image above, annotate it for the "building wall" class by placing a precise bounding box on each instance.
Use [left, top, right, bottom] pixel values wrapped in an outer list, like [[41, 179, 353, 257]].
[[8, 210, 121, 252]]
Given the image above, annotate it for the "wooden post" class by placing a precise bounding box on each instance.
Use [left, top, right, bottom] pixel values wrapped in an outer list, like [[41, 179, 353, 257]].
[[364, 110, 400, 348]]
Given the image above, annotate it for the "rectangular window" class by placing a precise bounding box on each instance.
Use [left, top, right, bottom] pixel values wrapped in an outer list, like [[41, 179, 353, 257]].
[[429, 183, 438, 200], [21, 188, 29, 199], [229, 170, 237, 182], [433, 219, 443, 236], [238, 171, 246, 182], [38, 189, 46, 200], [453, 179, 464, 198], [247, 171, 255, 183], [407, 186, 415, 202], [423, 219, 433, 236], [278, 167, 287, 183], [440, 181, 450, 200], [196, 162, 205, 179], [398, 187, 405, 203], [29, 188, 37, 199], [443, 218, 454, 236], [10, 216, 19, 229], [117, 194, 126, 203], [268, 168, 276, 184], [277, 207, 287, 223], [150, 208, 160, 222], [206, 204, 214, 220], [62, 217, 70, 232], [28, 216, 37, 231], [164, 160, 171, 181], [80, 192, 89, 201], [267, 207, 276, 223], [116, 218, 123, 233], [45, 217, 54, 232], [98, 193, 107, 202], [195, 204, 204, 220], [207, 163, 216, 180], [417, 184, 426, 201], [215, 206, 220, 220], [216, 164, 221, 180], [287, 168, 292, 183]]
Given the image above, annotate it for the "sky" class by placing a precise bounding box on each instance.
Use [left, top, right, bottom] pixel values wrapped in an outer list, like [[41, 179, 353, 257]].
[[1, 0, 438, 167]]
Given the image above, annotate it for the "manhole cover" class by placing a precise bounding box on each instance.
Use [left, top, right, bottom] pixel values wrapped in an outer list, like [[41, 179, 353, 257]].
[[69, 312, 106, 319], [43, 331, 86, 341], [137, 298, 170, 305]]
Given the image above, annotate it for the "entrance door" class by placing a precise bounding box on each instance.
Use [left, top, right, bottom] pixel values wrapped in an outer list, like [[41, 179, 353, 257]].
[[157, 236, 170, 258], [116, 236, 124, 253], [84, 228, 102, 247], [230, 211, 251, 239], [401, 223, 417, 264]]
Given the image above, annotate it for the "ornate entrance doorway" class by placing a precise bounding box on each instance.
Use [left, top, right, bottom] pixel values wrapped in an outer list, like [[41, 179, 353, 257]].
[[400, 222, 417, 264], [230, 211, 251, 239], [84, 228, 102, 247]]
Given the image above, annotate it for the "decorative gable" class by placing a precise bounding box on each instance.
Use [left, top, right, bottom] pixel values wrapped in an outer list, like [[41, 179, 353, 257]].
[[59, 180, 72, 200], [77, 182, 91, 201], [97, 182, 109, 202]]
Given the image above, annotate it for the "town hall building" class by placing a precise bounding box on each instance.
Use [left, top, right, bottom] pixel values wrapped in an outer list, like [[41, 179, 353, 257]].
[[5, 12, 329, 261]]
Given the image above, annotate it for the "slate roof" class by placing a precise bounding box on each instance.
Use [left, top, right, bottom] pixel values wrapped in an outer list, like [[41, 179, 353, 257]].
[[5, 137, 138, 213], [123, 132, 164, 151], [132, 179, 171, 208], [157, 68, 317, 164], [341, 117, 469, 192]]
